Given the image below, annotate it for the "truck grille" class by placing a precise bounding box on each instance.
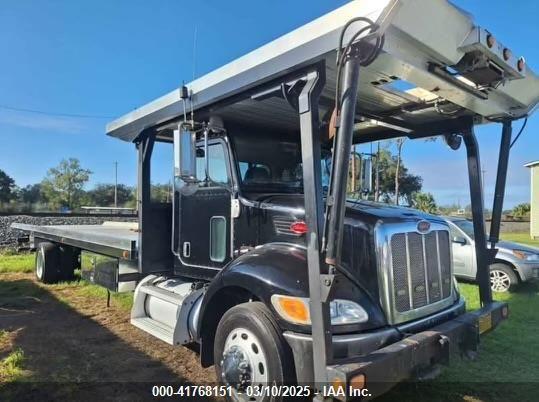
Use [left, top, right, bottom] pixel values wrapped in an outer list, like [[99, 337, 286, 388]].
[[390, 230, 452, 313]]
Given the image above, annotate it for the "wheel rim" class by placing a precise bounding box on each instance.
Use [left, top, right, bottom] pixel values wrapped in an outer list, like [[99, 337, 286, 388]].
[[490, 270, 511, 292], [36, 248, 44, 279], [221, 327, 268, 401]]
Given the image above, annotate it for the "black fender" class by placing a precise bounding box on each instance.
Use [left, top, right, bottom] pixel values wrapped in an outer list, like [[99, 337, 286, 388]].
[[197, 242, 386, 367]]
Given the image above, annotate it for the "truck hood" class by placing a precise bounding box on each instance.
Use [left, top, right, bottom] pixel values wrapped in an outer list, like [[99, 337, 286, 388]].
[[243, 193, 446, 224]]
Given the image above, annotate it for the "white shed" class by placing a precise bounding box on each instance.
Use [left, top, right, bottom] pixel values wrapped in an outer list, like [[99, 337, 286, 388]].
[[525, 160, 539, 239]]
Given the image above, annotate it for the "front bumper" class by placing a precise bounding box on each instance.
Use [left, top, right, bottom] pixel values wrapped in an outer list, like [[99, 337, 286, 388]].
[[514, 261, 539, 281], [284, 300, 508, 400]]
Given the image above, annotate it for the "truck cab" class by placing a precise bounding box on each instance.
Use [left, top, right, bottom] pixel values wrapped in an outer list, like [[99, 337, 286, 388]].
[[159, 123, 462, 385]]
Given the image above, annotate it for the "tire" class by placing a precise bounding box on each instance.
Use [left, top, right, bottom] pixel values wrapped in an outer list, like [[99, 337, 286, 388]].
[[58, 246, 80, 281], [35, 242, 61, 284], [214, 302, 296, 402], [490, 263, 519, 293]]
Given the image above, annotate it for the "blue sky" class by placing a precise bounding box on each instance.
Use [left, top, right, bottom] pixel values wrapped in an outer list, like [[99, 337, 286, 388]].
[[0, 0, 537, 208]]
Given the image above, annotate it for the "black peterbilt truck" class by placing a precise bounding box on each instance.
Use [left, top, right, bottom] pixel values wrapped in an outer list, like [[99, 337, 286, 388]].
[[14, 0, 539, 400]]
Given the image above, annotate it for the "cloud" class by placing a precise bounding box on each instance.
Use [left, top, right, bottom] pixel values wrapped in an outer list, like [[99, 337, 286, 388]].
[[0, 109, 90, 134]]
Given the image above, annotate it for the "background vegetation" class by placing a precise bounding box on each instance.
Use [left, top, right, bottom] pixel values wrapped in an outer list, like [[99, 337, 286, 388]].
[[0, 140, 533, 217], [0, 160, 172, 212]]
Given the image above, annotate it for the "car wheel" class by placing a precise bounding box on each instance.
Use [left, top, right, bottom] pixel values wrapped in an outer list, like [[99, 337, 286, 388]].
[[214, 302, 295, 402], [36, 242, 61, 284], [490, 263, 518, 292]]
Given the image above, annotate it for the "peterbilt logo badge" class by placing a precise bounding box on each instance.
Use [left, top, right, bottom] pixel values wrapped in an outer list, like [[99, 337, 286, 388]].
[[417, 220, 431, 233]]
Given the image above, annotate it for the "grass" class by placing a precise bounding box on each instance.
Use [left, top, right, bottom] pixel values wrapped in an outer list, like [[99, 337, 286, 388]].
[[0, 252, 34, 274], [0, 252, 133, 310], [501, 232, 539, 247], [1, 234, 538, 399], [0, 348, 25, 382], [380, 281, 539, 401]]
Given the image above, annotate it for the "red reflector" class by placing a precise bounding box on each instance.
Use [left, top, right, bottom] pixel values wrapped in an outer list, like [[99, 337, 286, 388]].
[[290, 221, 308, 234]]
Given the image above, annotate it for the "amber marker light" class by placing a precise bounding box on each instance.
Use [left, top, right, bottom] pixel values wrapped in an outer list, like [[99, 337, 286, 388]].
[[331, 378, 346, 395], [350, 373, 366, 390], [270, 295, 310, 325]]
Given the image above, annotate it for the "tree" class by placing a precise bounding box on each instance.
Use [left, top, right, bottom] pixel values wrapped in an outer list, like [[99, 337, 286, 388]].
[[0, 169, 16, 203], [375, 147, 422, 205], [412, 192, 438, 214], [151, 183, 172, 203], [41, 158, 92, 210], [512, 203, 531, 218], [18, 183, 45, 204], [87, 183, 135, 207], [393, 138, 406, 205]]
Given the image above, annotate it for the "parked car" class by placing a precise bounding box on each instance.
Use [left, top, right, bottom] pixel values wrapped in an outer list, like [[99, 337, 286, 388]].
[[445, 216, 539, 292]]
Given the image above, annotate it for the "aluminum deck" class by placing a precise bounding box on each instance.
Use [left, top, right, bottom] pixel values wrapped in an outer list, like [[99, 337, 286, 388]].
[[12, 222, 138, 259], [106, 0, 539, 143]]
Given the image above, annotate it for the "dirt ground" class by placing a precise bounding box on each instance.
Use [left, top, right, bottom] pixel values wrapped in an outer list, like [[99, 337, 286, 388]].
[[0, 272, 217, 401]]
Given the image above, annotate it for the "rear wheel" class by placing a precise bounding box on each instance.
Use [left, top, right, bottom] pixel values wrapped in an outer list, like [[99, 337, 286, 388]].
[[36, 242, 61, 284], [490, 263, 518, 292], [59, 246, 80, 281], [35, 242, 80, 284], [214, 302, 295, 402]]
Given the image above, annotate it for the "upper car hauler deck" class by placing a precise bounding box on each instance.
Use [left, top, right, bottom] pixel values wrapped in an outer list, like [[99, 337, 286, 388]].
[[13, 0, 539, 400]]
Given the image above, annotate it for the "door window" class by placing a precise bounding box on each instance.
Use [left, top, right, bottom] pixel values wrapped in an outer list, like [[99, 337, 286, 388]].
[[210, 216, 227, 262], [196, 143, 229, 185]]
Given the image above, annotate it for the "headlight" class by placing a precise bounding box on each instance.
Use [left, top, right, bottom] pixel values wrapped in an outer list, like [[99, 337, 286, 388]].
[[512, 249, 539, 261], [271, 295, 369, 326], [329, 299, 369, 325]]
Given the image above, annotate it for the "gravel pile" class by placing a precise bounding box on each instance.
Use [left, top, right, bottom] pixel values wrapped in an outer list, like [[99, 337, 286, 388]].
[[0, 215, 137, 248]]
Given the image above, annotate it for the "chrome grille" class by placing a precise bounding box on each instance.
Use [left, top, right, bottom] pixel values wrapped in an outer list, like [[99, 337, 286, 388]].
[[390, 234, 410, 312], [390, 230, 452, 314]]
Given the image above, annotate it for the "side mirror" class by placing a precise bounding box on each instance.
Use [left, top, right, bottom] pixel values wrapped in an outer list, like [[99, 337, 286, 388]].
[[174, 126, 197, 182], [452, 236, 467, 246], [360, 158, 373, 193]]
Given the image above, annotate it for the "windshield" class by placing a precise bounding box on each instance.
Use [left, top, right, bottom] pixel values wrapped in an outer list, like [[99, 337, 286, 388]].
[[233, 133, 330, 193], [453, 219, 475, 238]]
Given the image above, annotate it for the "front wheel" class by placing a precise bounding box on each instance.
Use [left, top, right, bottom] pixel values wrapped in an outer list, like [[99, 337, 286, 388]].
[[490, 263, 519, 292], [214, 302, 296, 402]]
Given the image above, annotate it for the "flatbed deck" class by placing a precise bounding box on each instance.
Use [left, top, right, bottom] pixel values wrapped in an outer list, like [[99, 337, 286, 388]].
[[11, 222, 138, 260]]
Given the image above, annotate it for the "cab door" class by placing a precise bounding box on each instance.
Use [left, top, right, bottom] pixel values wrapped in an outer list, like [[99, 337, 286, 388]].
[[173, 138, 233, 276]]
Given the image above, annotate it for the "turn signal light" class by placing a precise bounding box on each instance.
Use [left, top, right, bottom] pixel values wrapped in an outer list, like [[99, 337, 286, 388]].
[[271, 295, 310, 325], [290, 221, 308, 234], [350, 373, 366, 390]]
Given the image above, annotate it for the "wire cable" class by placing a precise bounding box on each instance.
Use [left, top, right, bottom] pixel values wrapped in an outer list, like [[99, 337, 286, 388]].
[[509, 116, 528, 148], [0, 104, 114, 119]]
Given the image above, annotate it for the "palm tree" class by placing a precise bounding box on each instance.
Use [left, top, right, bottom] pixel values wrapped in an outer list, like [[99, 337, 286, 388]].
[[413, 192, 438, 214]]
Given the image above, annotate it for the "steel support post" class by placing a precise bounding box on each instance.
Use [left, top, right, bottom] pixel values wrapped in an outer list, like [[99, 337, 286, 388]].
[[325, 47, 362, 266], [463, 129, 493, 305], [136, 131, 155, 273], [298, 66, 332, 392], [489, 120, 513, 247]]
